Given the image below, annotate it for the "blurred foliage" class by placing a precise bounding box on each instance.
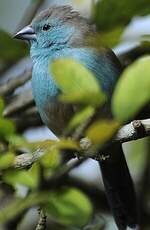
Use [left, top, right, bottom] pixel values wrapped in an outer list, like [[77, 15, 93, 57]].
[[96, 27, 124, 47], [112, 56, 150, 122], [68, 106, 95, 132], [51, 59, 106, 107], [46, 188, 92, 227], [86, 120, 120, 146], [3, 163, 40, 189], [0, 152, 15, 170], [0, 94, 94, 227], [0, 118, 16, 139], [0, 97, 16, 139], [91, 0, 150, 48], [0, 192, 51, 223], [41, 148, 60, 169], [86, 26, 124, 48], [0, 98, 4, 116], [94, 0, 150, 31], [0, 30, 28, 72], [0, 0, 150, 229]]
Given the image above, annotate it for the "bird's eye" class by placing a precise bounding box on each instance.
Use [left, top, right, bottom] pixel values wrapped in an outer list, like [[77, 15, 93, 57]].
[[42, 24, 51, 31]]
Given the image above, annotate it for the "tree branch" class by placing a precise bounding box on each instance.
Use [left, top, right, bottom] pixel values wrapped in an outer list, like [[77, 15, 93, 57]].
[[115, 119, 150, 142], [14, 149, 44, 169], [3, 89, 33, 117], [13, 118, 150, 170], [0, 69, 31, 97]]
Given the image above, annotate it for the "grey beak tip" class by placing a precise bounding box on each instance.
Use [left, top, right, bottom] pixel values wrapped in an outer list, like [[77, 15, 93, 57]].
[[13, 33, 21, 39], [13, 25, 36, 41]]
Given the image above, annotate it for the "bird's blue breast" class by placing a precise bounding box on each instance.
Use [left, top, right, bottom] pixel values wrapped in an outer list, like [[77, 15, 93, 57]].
[[31, 47, 120, 129]]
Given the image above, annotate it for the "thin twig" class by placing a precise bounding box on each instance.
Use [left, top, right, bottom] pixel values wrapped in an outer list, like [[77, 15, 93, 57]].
[[0, 69, 31, 96], [35, 208, 47, 230], [3, 89, 34, 117]]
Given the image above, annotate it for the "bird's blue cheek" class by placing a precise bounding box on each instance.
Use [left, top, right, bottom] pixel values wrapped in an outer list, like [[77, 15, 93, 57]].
[[52, 25, 74, 44], [38, 25, 74, 48]]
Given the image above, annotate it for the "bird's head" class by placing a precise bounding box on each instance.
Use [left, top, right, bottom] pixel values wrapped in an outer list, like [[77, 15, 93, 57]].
[[14, 5, 93, 53]]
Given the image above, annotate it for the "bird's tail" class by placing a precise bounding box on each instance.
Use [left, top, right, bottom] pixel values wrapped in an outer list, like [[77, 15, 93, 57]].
[[99, 143, 138, 230]]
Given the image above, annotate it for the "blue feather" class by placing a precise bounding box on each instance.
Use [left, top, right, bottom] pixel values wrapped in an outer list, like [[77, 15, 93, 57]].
[[31, 47, 120, 128]]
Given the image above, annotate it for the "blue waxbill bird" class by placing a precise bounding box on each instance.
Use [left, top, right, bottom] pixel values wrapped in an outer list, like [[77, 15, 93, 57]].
[[14, 5, 137, 230]]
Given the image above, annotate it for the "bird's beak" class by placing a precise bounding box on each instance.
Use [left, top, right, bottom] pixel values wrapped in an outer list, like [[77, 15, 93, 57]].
[[14, 25, 36, 41]]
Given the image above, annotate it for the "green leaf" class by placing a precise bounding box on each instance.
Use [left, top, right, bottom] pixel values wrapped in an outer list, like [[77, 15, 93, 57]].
[[0, 118, 15, 138], [3, 164, 39, 189], [86, 120, 120, 145], [112, 56, 150, 122], [7, 134, 27, 148], [94, 0, 150, 31], [41, 148, 60, 169], [28, 163, 40, 188], [40, 139, 79, 170], [56, 139, 79, 150], [51, 59, 106, 107], [8, 139, 55, 153], [68, 106, 95, 131], [41, 139, 79, 169], [0, 152, 15, 169], [0, 192, 50, 223], [46, 188, 93, 227], [0, 98, 4, 117], [38, 139, 78, 167]]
